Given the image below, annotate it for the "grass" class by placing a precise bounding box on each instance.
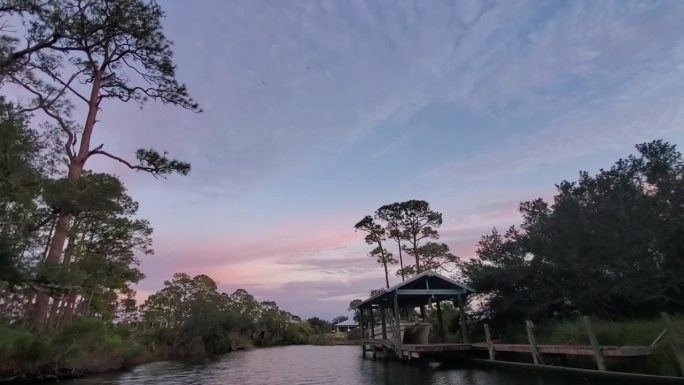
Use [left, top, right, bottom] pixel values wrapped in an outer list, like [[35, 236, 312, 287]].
[[498, 314, 684, 376], [0, 319, 152, 379], [530, 315, 684, 346]]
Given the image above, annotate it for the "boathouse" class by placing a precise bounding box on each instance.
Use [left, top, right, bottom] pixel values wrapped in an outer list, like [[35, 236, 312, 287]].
[[353, 270, 475, 359], [354, 271, 661, 377]]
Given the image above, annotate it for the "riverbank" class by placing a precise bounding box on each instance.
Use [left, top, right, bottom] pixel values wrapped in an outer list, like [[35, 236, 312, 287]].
[[47, 344, 660, 385], [0, 321, 358, 383]]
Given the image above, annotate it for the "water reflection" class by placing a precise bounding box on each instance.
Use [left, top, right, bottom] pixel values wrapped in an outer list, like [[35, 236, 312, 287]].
[[66, 345, 612, 385]]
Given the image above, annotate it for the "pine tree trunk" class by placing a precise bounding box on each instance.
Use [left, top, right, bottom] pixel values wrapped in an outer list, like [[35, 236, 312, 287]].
[[30, 70, 102, 330], [383, 261, 390, 288], [47, 298, 61, 329], [59, 293, 78, 328], [396, 240, 405, 281]]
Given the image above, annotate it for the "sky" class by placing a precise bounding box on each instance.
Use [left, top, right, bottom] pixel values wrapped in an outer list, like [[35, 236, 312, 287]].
[[80, 0, 684, 320]]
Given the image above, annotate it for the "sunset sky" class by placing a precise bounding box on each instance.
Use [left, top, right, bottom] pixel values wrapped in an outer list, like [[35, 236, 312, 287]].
[[84, 0, 684, 320]]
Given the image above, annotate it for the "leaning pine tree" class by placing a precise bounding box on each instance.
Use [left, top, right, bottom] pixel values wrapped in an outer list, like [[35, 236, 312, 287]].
[[2, 0, 200, 329], [355, 216, 396, 289]]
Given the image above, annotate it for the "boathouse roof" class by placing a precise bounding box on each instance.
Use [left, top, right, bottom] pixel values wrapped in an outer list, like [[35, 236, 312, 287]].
[[353, 270, 475, 310]]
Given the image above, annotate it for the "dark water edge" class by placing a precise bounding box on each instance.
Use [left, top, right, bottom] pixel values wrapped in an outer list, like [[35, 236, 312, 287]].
[[43, 345, 682, 385]]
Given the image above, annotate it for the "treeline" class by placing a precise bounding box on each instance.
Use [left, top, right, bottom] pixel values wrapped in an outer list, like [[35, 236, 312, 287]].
[[140, 273, 325, 356], [461, 140, 684, 327], [354, 200, 458, 288]]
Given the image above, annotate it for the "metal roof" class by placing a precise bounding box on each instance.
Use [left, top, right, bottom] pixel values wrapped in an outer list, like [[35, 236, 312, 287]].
[[335, 319, 358, 327], [353, 270, 475, 309]]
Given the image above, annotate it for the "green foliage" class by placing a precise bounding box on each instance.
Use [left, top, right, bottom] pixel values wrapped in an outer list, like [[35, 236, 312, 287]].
[[0, 319, 147, 376], [354, 216, 396, 287], [307, 317, 332, 334], [425, 302, 461, 342], [140, 273, 322, 357], [462, 140, 684, 325], [360, 200, 448, 284]]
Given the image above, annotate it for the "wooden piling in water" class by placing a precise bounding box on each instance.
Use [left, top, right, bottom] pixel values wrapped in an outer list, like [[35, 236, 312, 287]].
[[369, 307, 375, 339], [583, 315, 606, 372], [380, 306, 387, 340], [484, 323, 495, 360], [525, 320, 542, 365], [661, 312, 684, 376]]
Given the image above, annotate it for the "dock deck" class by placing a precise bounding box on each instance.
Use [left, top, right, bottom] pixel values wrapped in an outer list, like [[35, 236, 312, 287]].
[[471, 342, 652, 357], [362, 339, 652, 359]]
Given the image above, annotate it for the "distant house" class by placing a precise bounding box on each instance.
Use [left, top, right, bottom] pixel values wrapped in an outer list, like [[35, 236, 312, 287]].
[[334, 318, 358, 333]]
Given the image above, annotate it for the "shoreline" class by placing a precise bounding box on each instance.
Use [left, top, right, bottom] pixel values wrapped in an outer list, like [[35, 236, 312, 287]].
[[0, 341, 361, 384]]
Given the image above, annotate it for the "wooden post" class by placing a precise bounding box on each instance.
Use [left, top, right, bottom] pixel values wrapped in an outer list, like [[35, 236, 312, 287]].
[[393, 291, 401, 347], [457, 294, 469, 343], [582, 316, 606, 371], [381, 305, 387, 340], [360, 308, 366, 358], [484, 323, 495, 360], [525, 320, 542, 365], [369, 307, 375, 339], [436, 301, 445, 343], [662, 312, 684, 376]]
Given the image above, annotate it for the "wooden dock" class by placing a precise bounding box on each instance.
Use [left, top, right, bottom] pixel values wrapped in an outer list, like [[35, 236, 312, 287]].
[[361, 339, 652, 360], [470, 342, 652, 357]]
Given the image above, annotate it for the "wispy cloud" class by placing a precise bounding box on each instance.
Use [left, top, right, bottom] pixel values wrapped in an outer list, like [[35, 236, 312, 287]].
[[108, 0, 684, 319]]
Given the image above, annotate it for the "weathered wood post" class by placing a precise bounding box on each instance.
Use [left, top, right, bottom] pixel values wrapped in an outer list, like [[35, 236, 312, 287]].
[[661, 312, 684, 376], [525, 320, 542, 365], [360, 308, 366, 358], [436, 301, 446, 343], [393, 291, 402, 349], [369, 307, 375, 339], [484, 323, 495, 360], [582, 316, 606, 371], [369, 307, 376, 358], [381, 305, 387, 340], [457, 294, 469, 343]]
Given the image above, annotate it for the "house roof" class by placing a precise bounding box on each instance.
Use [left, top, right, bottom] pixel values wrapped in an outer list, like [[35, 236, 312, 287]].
[[353, 270, 475, 309], [335, 319, 358, 327]]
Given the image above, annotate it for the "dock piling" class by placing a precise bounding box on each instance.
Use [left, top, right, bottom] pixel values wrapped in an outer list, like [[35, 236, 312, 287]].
[[582, 316, 606, 371], [661, 312, 684, 376], [525, 320, 542, 365], [484, 323, 495, 360]]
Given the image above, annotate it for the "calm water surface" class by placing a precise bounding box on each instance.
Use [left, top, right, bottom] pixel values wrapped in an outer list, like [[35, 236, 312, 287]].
[[66, 345, 617, 385]]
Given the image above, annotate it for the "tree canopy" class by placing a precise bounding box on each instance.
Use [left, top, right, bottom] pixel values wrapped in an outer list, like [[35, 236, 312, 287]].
[[461, 140, 684, 325]]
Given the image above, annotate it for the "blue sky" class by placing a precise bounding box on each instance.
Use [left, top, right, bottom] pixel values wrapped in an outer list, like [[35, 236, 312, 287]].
[[82, 0, 684, 320]]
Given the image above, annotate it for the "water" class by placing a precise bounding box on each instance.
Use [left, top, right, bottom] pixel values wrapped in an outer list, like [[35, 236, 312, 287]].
[[66, 345, 617, 385]]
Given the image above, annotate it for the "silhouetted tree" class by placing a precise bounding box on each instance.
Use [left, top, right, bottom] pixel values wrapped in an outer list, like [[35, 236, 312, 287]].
[[376, 203, 408, 281], [354, 216, 396, 288], [1, 0, 199, 329], [395, 200, 442, 275], [461, 140, 684, 324]]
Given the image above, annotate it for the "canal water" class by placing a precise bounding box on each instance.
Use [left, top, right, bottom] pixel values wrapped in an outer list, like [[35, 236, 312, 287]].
[[66, 345, 626, 385]]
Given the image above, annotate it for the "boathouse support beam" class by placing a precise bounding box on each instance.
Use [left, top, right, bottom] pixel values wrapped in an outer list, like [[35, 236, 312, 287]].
[[381, 305, 387, 340], [369, 307, 375, 339], [393, 291, 401, 348], [396, 289, 467, 296], [456, 294, 468, 343], [360, 308, 365, 339], [436, 301, 445, 343]]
